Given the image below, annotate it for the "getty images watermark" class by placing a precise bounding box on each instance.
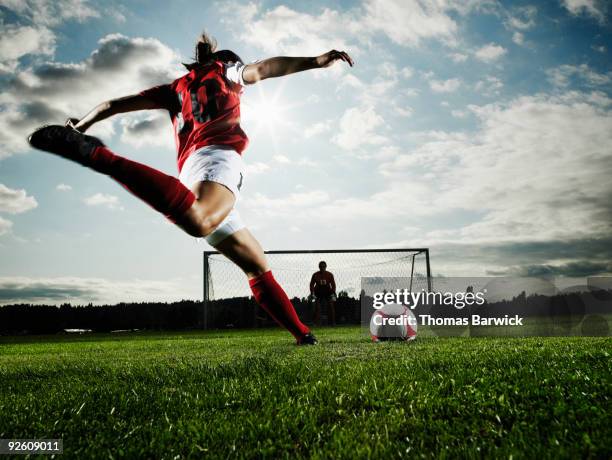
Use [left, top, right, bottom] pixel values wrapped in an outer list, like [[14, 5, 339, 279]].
[[371, 287, 525, 326], [361, 277, 612, 339]]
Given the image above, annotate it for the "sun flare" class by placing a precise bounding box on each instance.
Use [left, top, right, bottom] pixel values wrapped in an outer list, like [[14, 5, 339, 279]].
[[240, 82, 297, 140]]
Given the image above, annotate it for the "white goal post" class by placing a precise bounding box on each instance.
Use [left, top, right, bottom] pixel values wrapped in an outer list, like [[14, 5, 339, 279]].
[[201, 248, 432, 329]]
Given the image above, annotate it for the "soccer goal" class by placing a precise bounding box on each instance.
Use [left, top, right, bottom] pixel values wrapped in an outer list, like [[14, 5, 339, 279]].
[[201, 248, 432, 329]]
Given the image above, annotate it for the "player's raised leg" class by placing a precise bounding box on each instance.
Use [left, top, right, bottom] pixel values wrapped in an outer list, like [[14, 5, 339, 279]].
[[213, 228, 317, 345], [27, 125, 231, 237]]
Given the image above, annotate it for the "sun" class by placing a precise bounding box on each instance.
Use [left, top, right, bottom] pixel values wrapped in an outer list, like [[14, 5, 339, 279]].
[[240, 80, 314, 156], [241, 81, 295, 137], [251, 98, 284, 124]]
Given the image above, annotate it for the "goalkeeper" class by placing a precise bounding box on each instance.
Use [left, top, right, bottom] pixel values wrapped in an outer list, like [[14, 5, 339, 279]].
[[309, 261, 337, 326]]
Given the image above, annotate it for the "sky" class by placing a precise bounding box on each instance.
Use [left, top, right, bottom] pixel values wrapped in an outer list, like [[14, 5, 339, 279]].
[[0, 0, 611, 305]]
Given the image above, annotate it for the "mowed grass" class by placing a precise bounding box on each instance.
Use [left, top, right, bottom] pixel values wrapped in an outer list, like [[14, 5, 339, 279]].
[[0, 327, 610, 459]]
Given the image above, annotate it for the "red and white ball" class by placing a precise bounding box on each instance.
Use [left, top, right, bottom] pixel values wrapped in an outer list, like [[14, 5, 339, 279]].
[[370, 303, 417, 342]]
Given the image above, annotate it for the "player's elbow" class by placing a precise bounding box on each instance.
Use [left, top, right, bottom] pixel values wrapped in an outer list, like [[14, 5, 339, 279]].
[[101, 99, 119, 115], [242, 63, 265, 85]]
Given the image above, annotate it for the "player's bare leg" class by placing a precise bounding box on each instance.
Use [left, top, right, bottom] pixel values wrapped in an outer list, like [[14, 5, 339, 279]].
[[214, 228, 316, 344], [178, 181, 236, 238], [27, 125, 235, 240], [213, 228, 269, 279]]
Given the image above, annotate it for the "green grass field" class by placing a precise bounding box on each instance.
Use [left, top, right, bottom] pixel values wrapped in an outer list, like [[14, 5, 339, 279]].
[[0, 327, 610, 459]]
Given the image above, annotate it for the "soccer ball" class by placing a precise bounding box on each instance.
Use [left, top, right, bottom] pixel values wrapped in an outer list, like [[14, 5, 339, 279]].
[[369, 303, 417, 342]]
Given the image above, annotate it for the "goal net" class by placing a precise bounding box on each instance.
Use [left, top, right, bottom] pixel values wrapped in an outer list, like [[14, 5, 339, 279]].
[[201, 249, 431, 329]]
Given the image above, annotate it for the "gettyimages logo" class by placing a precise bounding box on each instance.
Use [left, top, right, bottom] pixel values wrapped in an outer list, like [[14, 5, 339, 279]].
[[361, 277, 611, 339], [372, 288, 487, 309]]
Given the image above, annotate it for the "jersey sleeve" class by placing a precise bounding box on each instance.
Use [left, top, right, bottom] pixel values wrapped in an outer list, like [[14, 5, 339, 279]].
[[138, 84, 177, 111], [224, 60, 263, 87], [224, 61, 247, 86]]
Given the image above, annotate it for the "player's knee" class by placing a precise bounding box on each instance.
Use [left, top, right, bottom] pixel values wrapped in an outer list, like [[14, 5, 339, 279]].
[[182, 204, 226, 238], [196, 214, 225, 237]]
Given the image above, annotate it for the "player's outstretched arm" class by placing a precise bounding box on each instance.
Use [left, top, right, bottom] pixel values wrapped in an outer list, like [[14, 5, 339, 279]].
[[242, 50, 354, 85], [68, 94, 161, 133]]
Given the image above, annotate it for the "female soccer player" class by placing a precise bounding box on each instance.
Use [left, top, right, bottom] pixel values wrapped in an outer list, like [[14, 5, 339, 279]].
[[27, 33, 353, 345]]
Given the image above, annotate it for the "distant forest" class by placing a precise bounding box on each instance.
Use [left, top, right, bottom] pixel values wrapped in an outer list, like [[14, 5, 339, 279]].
[[0, 290, 610, 335], [0, 296, 360, 335]]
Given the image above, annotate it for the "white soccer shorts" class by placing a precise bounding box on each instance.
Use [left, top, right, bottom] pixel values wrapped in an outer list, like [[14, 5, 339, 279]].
[[178, 145, 246, 246]]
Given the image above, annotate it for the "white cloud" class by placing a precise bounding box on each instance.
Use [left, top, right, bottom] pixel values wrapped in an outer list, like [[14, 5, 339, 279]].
[[449, 53, 468, 63], [0, 184, 38, 214], [238, 92, 611, 276], [0, 216, 13, 236], [561, 0, 606, 22], [475, 75, 504, 96], [304, 120, 333, 138], [395, 106, 413, 117], [83, 193, 122, 210], [297, 158, 318, 167], [337, 62, 407, 107], [226, 3, 356, 57], [379, 91, 612, 244], [0, 25, 55, 72], [400, 66, 414, 78], [360, 0, 493, 47], [333, 106, 387, 150], [0, 275, 193, 305], [505, 5, 537, 31], [512, 32, 525, 45], [402, 88, 420, 97], [246, 181, 432, 227], [547, 64, 611, 88], [338, 74, 365, 92], [226, 0, 491, 59], [245, 190, 331, 217], [273, 154, 291, 164], [56, 183, 72, 191], [474, 43, 507, 62], [0, 33, 183, 158], [245, 162, 270, 175], [429, 78, 461, 93], [451, 109, 469, 118], [120, 114, 174, 149], [361, 0, 457, 47], [0, 0, 100, 26]]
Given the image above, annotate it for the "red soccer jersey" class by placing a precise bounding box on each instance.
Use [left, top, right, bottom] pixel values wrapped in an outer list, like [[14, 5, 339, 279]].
[[139, 61, 249, 172]]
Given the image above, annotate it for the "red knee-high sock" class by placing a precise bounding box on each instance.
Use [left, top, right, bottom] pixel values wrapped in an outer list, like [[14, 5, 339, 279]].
[[249, 271, 310, 340], [89, 146, 195, 222]]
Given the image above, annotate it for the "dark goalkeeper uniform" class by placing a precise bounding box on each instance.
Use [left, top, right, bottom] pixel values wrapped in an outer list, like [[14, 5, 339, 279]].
[[310, 271, 336, 300]]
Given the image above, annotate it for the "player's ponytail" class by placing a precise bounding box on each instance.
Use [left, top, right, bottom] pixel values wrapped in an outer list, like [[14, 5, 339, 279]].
[[195, 33, 216, 63], [183, 32, 216, 70], [183, 31, 243, 71]]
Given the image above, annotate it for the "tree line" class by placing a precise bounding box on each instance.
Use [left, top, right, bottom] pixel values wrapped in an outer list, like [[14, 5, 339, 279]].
[[0, 296, 361, 335]]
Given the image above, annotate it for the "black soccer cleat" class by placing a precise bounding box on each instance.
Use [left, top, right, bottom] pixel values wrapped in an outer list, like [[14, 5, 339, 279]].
[[27, 125, 105, 166], [297, 332, 318, 346]]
